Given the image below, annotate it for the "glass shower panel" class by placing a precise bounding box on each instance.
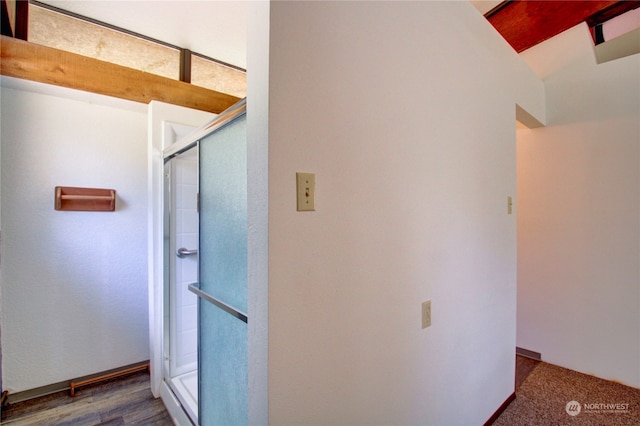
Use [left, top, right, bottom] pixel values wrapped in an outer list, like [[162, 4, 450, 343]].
[[198, 116, 247, 313], [198, 112, 247, 425], [199, 298, 248, 425]]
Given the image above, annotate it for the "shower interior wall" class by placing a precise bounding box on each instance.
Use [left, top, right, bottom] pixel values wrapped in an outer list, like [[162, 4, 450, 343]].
[[169, 150, 199, 377]]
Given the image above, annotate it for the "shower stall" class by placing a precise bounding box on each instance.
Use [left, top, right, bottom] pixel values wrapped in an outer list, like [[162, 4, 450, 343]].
[[161, 100, 248, 425]]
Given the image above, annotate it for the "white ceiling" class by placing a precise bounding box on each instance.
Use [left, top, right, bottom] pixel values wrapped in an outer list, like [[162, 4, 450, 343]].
[[38, 0, 248, 69]]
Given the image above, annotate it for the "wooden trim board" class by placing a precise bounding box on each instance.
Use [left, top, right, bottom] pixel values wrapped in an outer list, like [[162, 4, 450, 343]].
[[69, 362, 150, 397], [515, 346, 542, 361], [483, 392, 516, 425], [5, 361, 150, 404], [0, 35, 240, 114]]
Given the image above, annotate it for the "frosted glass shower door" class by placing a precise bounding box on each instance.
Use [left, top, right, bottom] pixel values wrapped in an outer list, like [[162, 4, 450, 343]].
[[194, 111, 248, 425]]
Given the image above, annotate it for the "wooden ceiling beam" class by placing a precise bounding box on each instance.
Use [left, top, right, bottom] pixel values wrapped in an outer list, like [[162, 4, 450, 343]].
[[0, 35, 240, 114], [488, 0, 620, 52]]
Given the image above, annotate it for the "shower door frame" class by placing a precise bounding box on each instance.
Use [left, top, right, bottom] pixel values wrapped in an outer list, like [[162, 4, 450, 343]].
[[160, 99, 248, 425], [148, 101, 215, 426], [148, 102, 214, 402], [163, 145, 200, 425]]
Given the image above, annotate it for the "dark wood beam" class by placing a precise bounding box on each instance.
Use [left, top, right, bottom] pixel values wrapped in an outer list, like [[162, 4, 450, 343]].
[[0, 36, 240, 114], [14, 0, 28, 40], [488, 0, 620, 52], [1, 0, 14, 37], [179, 48, 191, 83]]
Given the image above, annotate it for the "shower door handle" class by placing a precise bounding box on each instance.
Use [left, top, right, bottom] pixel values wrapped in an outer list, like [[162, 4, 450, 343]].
[[177, 247, 198, 258], [188, 283, 248, 323]]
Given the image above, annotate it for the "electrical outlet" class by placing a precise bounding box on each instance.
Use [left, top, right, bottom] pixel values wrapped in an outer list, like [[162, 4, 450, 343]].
[[422, 300, 431, 329]]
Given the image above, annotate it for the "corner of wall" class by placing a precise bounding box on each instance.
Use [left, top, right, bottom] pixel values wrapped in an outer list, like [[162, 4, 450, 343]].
[[246, 1, 270, 424], [516, 104, 545, 129]]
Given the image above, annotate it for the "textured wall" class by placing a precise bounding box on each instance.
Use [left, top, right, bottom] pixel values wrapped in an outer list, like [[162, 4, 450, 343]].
[[266, 2, 543, 424], [1, 79, 149, 392]]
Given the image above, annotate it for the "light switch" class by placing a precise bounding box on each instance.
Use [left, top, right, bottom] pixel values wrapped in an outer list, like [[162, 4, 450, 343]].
[[508, 196, 513, 215], [296, 172, 315, 211]]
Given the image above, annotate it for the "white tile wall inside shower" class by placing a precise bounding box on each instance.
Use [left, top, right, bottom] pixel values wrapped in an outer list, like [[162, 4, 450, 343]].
[[174, 156, 199, 375]]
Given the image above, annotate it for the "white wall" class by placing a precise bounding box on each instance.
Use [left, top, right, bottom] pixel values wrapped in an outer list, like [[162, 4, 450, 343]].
[[246, 1, 270, 423], [0, 78, 149, 392], [266, 2, 543, 424], [517, 24, 640, 388]]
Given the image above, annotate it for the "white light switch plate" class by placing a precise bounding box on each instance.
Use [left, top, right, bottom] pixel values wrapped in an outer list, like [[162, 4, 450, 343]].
[[296, 172, 315, 211]]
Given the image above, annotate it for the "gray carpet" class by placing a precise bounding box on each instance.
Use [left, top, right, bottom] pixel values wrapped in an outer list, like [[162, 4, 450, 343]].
[[495, 361, 640, 425]]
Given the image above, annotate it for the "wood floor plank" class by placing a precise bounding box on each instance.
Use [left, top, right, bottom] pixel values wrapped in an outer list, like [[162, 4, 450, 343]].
[[95, 418, 125, 426], [124, 406, 174, 425], [55, 411, 104, 426], [98, 389, 165, 423], [122, 398, 173, 425], [3, 397, 102, 425], [1, 371, 172, 425]]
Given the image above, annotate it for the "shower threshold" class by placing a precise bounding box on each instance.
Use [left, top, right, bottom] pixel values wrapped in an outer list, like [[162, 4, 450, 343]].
[[170, 370, 198, 423]]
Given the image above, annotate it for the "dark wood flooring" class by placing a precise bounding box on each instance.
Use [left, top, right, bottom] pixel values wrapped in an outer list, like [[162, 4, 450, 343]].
[[0, 371, 173, 425]]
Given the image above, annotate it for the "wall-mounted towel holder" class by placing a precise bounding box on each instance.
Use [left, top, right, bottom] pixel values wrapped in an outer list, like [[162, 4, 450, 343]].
[[55, 186, 116, 211]]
